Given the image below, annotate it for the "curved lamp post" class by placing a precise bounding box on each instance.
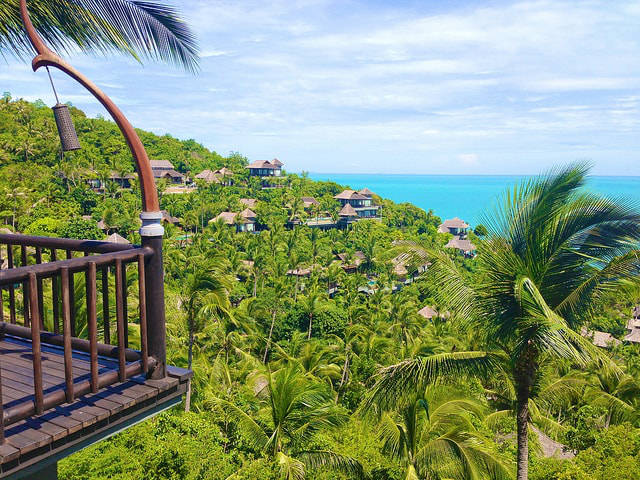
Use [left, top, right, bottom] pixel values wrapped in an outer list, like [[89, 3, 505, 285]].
[[19, 0, 167, 378]]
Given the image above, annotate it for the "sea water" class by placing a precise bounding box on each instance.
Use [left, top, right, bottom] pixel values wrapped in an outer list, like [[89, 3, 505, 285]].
[[307, 174, 640, 227]]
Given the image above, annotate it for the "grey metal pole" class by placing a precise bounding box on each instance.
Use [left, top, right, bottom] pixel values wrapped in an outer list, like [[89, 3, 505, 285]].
[[140, 212, 166, 379]]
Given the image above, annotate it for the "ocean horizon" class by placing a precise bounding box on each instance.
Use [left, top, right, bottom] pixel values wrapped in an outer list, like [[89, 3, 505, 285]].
[[307, 173, 640, 226]]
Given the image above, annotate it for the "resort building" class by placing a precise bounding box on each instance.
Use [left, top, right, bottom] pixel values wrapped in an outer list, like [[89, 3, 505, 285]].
[[625, 308, 640, 343], [150, 159, 185, 184], [336, 251, 366, 273], [418, 305, 439, 320], [246, 158, 283, 177], [333, 189, 381, 224], [195, 167, 234, 186], [445, 236, 477, 257], [240, 198, 258, 208], [301, 196, 319, 210], [438, 218, 470, 236], [210, 209, 257, 232], [581, 327, 621, 348]]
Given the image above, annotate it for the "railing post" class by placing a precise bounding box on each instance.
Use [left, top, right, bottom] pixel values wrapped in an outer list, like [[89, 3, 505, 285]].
[[140, 212, 166, 379]]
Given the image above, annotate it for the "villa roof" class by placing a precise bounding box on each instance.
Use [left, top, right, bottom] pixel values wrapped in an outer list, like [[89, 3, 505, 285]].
[[211, 212, 239, 225], [150, 160, 175, 170], [215, 167, 233, 175], [438, 217, 469, 233], [246, 160, 281, 170], [358, 188, 375, 197], [339, 203, 358, 217], [625, 329, 640, 344], [633, 306, 640, 319], [110, 172, 136, 180], [240, 198, 258, 208], [301, 196, 319, 206], [445, 236, 476, 253], [195, 169, 217, 182], [153, 168, 184, 179], [418, 306, 438, 319], [334, 189, 368, 200], [271, 158, 284, 167], [240, 208, 257, 219], [106, 232, 130, 245], [161, 210, 180, 224], [592, 331, 621, 348]]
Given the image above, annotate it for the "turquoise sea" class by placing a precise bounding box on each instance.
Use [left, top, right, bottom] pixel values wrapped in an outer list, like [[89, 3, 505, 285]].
[[307, 174, 640, 227]]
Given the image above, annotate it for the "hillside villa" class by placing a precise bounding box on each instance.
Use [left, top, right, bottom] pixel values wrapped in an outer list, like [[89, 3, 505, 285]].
[[210, 209, 257, 232], [246, 158, 283, 177], [438, 217, 469, 236], [151, 159, 185, 184], [195, 167, 234, 186], [334, 189, 381, 225]]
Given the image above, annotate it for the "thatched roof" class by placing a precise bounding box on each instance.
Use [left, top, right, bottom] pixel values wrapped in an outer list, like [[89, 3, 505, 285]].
[[418, 306, 438, 319], [211, 212, 239, 225], [438, 217, 469, 233], [214, 167, 233, 175], [240, 208, 257, 219], [161, 210, 180, 224], [445, 236, 476, 253], [334, 190, 367, 200], [106, 233, 130, 244], [150, 160, 174, 170], [358, 188, 374, 197], [246, 159, 281, 169], [301, 196, 319, 206], [581, 327, 621, 348], [240, 198, 258, 208], [271, 158, 284, 167], [339, 203, 358, 217], [195, 169, 217, 182]]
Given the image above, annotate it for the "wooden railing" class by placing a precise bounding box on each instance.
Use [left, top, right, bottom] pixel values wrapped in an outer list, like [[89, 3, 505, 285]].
[[0, 233, 156, 440]]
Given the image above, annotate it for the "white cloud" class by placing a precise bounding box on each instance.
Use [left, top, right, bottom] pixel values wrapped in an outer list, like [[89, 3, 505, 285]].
[[458, 154, 479, 166]]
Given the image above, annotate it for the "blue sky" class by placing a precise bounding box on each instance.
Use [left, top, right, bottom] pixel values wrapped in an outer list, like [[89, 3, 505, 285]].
[[2, 0, 640, 175]]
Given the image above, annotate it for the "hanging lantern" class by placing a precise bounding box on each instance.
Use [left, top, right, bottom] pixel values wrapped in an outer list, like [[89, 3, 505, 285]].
[[52, 103, 81, 151], [45, 66, 81, 152]]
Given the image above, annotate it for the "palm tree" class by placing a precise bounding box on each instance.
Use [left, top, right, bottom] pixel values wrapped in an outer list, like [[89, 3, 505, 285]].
[[364, 164, 640, 480], [180, 258, 233, 411], [299, 283, 327, 340], [3, 0, 198, 71], [373, 387, 512, 480], [212, 364, 364, 480]]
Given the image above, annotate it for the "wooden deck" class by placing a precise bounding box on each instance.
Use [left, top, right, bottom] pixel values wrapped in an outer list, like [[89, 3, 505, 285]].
[[0, 336, 190, 477]]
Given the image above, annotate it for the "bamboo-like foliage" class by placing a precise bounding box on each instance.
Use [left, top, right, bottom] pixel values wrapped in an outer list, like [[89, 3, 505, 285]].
[[1, 0, 199, 71]]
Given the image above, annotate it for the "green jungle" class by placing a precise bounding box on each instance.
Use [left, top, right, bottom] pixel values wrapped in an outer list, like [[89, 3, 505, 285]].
[[2, 95, 640, 480]]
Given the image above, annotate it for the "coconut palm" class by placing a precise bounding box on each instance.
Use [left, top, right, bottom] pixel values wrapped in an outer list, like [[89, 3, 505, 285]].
[[373, 387, 512, 480], [212, 363, 364, 480], [180, 257, 233, 411], [2, 0, 198, 71], [363, 164, 640, 480]]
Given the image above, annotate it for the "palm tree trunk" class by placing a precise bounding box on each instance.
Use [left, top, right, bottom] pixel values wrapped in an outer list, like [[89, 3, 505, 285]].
[[307, 312, 313, 340], [185, 330, 194, 412], [263, 310, 277, 363], [515, 358, 535, 480], [339, 346, 350, 389], [516, 387, 529, 480]]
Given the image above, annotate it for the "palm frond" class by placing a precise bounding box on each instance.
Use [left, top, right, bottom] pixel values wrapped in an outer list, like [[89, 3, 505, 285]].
[[360, 351, 502, 413], [211, 397, 269, 451], [299, 450, 365, 479], [2, 0, 199, 71]]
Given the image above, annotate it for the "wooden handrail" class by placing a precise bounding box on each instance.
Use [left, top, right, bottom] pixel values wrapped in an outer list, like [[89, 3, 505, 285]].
[[0, 247, 151, 285], [0, 233, 135, 253]]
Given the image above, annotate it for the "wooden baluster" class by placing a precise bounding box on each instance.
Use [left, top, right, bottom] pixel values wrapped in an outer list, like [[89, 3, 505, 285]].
[[66, 250, 75, 336], [0, 364, 4, 444], [121, 262, 128, 348], [0, 286, 4, 323], [28, 273, 43, 414], [21, 245, 29, 327], [138, 254, 148, 375], [86, 262, 98, 393], [60, 268, 74, 403], [115, 259, 126, 382], [101, 267, 110, 344], [51, 249, 59, 334], [35, 247, 44, 328], [7, 245, 15, 324]]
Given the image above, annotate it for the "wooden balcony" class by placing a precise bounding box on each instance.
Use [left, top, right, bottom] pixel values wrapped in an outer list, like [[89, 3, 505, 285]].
[[0, 233, 190, 478]]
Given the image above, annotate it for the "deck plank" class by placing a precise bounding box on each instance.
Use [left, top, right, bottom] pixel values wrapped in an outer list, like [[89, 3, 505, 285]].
[[0, 336, 190, 475]]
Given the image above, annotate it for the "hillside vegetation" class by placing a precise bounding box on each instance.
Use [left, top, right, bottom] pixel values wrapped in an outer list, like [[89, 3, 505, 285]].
[[2, 96, 640, 480]]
